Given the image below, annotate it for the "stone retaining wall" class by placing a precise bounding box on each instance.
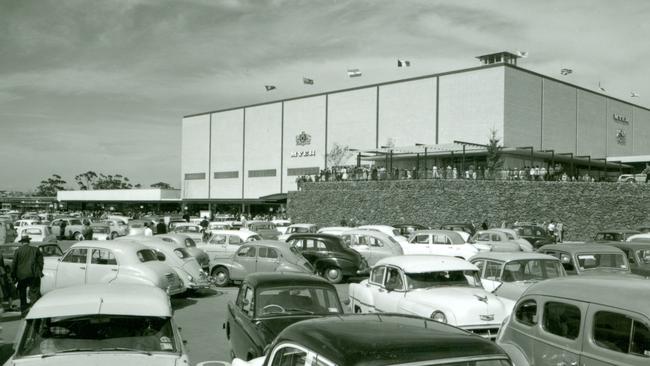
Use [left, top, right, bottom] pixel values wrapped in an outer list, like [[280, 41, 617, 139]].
[[286, 180, 650, 241]]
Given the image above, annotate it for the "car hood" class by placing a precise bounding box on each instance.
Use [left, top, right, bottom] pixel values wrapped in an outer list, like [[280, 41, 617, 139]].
[[405, 287, 510, 326], [256, 315, 322, 343], [11, 353, 182, 366]]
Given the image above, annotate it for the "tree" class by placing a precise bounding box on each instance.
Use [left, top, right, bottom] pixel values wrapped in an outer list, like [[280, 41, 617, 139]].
[[485, 129, 504, 179], [150, 182, 174, 189], [94, 173, 133, 189], [74, 171, 98, 190], [326, 143, 351, 168], [36, 174, 66, 196]]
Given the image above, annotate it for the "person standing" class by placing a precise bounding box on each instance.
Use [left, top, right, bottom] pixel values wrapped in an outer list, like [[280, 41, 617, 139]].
[[81, 220, 94, 240], [156, 219, 167, 234], [12, 235, 43, 316], [481, 220, 488, 230], [143, 223, 153, 236], [59, 220, 67, 240], [0, 222, 5, 245]]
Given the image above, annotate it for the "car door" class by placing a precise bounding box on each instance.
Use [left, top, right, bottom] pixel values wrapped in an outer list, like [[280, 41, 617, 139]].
[[204, 233, 229, 260], [372, 266, 405, 313], [432, 234, 455, 256], [256, 246, 281, 272], [234, 245, 258, 274], [85, 248, 119, 284], [407, 234, 431, 255], [349, 234, 373, 264], [534, 297, 585, 366], [50, 219, 61, 237], [55, 247, 89, 288], [228, 284, 256, 359], [226, 234, 244, 257]]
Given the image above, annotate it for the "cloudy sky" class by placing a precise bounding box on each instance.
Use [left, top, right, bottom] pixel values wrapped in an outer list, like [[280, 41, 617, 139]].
[[1, 0, 649, 192]]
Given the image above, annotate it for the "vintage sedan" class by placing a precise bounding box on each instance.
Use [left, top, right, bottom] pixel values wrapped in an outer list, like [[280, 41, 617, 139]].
[[277, 223, 319, 241], [226, 273, 344, 360], [469, 252, 566, 301], [99, 218, 129, 238], [90, 223, 112, 240], [243, 221, 281, 240], [404, 229, 479, 259], [41, 240, 185, 296], [601, 241, 650, 277], [513, 224, 555, 249], [49, 217, 85, 240], [491, 228, 534, 251], [286, 233, 369, 283], [218, 314, 513, 366], [469, 230, 523, 252], [349, 255, 514, 340], [357, 224, 409, 245], [538, 243, 633, 276], [592, 229, 641, 242], [169, 223, 205, 242], [209, 241, 314, 287], [199, 230, 262, 266], [1, 242, 63, 267], [497, 276, 650, 366], [156, 233, 210, 273], [15, 225, 57, 243], [7, 283, 189, 365], [340, 229, 404, 266]]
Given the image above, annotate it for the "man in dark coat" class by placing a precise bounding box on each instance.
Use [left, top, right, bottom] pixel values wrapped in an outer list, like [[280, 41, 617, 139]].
[[12, 235, 44, 316], [156, 219, 167, 234]]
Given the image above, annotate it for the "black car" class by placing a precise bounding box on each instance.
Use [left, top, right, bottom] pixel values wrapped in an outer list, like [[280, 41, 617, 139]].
[[513, 224, 555, 249], [286, 233, 369, 283], [392, 223, 429, 237], [440, 222, 476, 236], [226, 272, 344, 360], [591, 229, 641, 242], [601, 241, 650, 277], [246, 314, 512, 366]]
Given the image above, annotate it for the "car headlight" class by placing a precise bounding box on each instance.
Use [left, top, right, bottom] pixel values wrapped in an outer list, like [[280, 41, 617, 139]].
[[431, 311, 447, 323]]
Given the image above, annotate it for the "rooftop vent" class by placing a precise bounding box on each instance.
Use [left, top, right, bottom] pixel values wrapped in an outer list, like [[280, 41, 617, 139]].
[[476, 51, 520, 66]]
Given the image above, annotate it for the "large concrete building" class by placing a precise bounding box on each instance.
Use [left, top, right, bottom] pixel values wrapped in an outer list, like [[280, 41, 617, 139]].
[[181, 52, 650, 207]]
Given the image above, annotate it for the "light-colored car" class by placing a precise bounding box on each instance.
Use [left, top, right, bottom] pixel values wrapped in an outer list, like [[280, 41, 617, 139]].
[[90, 223, 112, 240], [357, 224, 409, 245], [127, 219, 156, 236], [618, 173, 648, 183], [14, 219, 40, 228], [538, 243, 633, 276], [496, 276, 650, 366], [209, 241, 314, 287], [49, 217, 85, 240], [15, 225, 57, 243], [207, 221, 232, 232], [107, 214, 130, 224], [121, 236, 210, 292], [491, 228, 534, 251], [243, 221, 281, 240], [349, 255, 514, 340], [169, 222, 205, 242], [317, 226, 352, 236], [469, 230, 524, 252], [271, 219, 291, 234], [278, 223, 319, 241], [469, 252, 567, 301], [156, 233, 210, 273], [340, 229, 404, 266], [100, 218, 129, 237], [199, 230, 262, 267], [41, 240, 185, 295], [627, 232, 650, 243], [404, 230, 480, 259], [8, 283, 189, 365]]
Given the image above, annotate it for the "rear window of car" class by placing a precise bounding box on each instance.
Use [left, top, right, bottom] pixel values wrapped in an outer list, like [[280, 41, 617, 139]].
[[174, 248, 191, 259], [137, 249, 158, 262]]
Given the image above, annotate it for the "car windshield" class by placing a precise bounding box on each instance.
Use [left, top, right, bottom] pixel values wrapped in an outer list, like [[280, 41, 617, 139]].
[[137, 249, 158, 262], [16, 315, 177, 357], [502, 259, 564, 282], [256, 287, 342, 317], [405, 270, 483, 289], [577, 253, 628, 271]]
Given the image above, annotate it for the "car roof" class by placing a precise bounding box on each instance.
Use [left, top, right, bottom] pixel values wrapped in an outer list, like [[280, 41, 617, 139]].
[[287, 233, 341, 241], [376, 255, 477, 272], [411, 229, 462, 235], [597, 229, 641, 234], [276, 314, 508, 366], [342, 229, 392, 239], [28, 284, 171, 319], [524, 276, 650, 316], [243, 272, 333, 289], [538, 243, 625, 254], [469, 252, 560, 262], [288, 223, 316, 228], [72, 239, 149, 251], [208, 230, 257, 237], [602, 241, 650, 250]]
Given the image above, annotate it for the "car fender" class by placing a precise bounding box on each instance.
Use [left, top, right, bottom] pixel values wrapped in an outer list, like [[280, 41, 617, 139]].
[[210, 259, 245, 280], [496, 342, 530, 366], [399, 299, 458, 324], [348, 280, 376, 312]]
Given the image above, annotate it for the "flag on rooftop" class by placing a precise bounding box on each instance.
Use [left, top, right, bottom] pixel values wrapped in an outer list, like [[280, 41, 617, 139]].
[[560, 68, 573, 75], [303, 77, 314, 85], [264, 85, 276, 91], [347, 69, 362, 78], [631, 92, 640, 98], [516, 50, 528, 58], [397, 59, 411, 67]]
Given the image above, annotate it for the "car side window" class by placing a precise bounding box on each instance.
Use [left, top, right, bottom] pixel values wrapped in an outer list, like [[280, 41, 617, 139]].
[[209, 235, 227, 244], [472, 260, 485, 276], [543, 301, 581, 339], [368, 237, 382, 247], [270, 345, 308, 366], [237, 246, 255, 257], [229, 235, 242, 245], [477, 232, 490, 241], [484, 261, 502, 280], [242, 287, 254, 317], [515, 299, 538, 326], [258, 247, 278, 258], [491, 234, 501, 241], [62, 248, 88, 263], [593, 311, 650, 357], [90, 249, 117, 265], [341, 235, 352, 246], [412, 234, 429, 244], [370, 266, 385, 285], [385, 267, 403, 290], [433, 234, 451, 244]]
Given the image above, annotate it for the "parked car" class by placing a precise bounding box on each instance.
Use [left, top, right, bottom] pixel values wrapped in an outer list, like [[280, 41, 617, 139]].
[[14, 219, 40, 229], [99, 218, 129, 238], [600, 241, 650, 277], [244, 221, 281, 240], [156, 233, 210, 273], [90, 223, 112, 240], [357, 224, 408, 244], [469, 252, 566, 301], [168, 218, 188, 231], [618, 173, 648, 183], [209, 241, 314, 287], [490, 228, 534, 251], [538, 243, 632, 276], [222, 313, 513, 366], [199, 230, 262, 266], [169, 223, 205, 242], [207, 221, 232, 232], [1, 242, 63, 267], [404, 229, 479, 259], [316, 226, 351, 236], [591, 229, 641, 242], [120, 236, 210, 292], [107, 214, 130, 224], [226, 272, 344, 360], [41, 240, 185, 296], [340, 229, 404, 266], [392, 223, 429, 237], [271, 219, 291, 235], [469, 230, 524, 252], [286, 233, 369, 283], [277, 223, 319, 241], [15, 225, 57, 243], [496, 276, 650, 366], [349, 255, 513, 340], [0, 219, 16, 243], [627, 232, 650, 243], [440, 222, 477, 237], [7, 283, 189, 364], [49, 217, 85, 240], [512, 224, 555, 249], [127, 219, 156, 236]]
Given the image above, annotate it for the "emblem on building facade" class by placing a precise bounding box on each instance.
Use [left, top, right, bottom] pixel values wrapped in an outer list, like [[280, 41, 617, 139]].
[[296, 131, 311, 146], [616, 129, 626, 145]]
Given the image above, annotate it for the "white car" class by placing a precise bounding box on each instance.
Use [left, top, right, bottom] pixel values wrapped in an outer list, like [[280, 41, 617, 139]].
[[357, 225, 409, 245], [404, 230, 480, 259], [271, 219, 291, 234], [198, 230, 262, 264], [340, 229, 404, 266], [468, 230, 523, 252], [156, 233, 210, 273], [317, 226, 352, 236], [349, 255, 513, 339], [100, 218, 129, 238], [490, 228, 534, 251], [8, 283, 189, 365], [169, 223, 205, 242], [41, 240, 185, 296], [15, 225, 57, 243], [278, 223, 319, 241], [14, 219, 40, 228]]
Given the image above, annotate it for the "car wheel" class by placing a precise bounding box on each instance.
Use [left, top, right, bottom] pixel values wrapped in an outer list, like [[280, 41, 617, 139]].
[[110, 232, 118, 240], [322, 267, 343, 284], [211, 267, 230, 287], [73, 232, 83, 241]]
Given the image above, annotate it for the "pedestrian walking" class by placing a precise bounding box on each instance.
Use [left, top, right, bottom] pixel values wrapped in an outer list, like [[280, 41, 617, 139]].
[[11, 234, 43, 317], [82, 220, 94, 240], [143, 222, 153, 236]]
